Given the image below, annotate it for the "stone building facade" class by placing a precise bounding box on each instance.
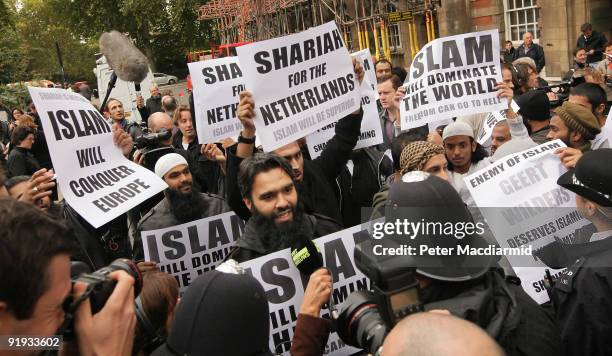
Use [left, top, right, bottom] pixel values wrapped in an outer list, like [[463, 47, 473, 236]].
[[436, 0, 612, 79]]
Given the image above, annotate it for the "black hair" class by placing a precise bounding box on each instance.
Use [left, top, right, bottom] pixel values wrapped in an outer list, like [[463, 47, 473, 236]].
[[0, 199, 76, 319], [377, 73, 403, 89], [391, 67, 407, 83], [572, 47, 587, 57], [570, 83, 607, 116], [445, 138, 489, 172], [580, 23, 592, 32], [238, 153, 295, 199], [375, 59, 392, 70], [510, 62, 533, 94], [4, 175, 30, 191], [391, 130, 428, 171], [10, 126, 35, 147]]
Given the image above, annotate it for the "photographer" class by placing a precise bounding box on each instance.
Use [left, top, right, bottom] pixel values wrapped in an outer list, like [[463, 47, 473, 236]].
[[0, 199, 137, 356], [336, 174, 561, 356]]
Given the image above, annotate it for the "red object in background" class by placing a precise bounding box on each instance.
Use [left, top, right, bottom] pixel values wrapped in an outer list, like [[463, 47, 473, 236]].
[[186, 74, 192, 92], [186, 41, 252, 63]]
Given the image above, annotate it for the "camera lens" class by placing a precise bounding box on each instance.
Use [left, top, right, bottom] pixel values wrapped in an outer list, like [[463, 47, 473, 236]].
[[107, 258, 143, 296], [336, 291, 388, 355]]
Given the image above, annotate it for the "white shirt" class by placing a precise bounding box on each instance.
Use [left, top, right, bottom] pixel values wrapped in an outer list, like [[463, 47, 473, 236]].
[[447, 159, 490, 207], [592, 123, 612, 149]]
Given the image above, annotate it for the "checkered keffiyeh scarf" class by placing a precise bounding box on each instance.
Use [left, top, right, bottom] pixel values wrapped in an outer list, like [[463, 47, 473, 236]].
[[400, 141, 445, 174]]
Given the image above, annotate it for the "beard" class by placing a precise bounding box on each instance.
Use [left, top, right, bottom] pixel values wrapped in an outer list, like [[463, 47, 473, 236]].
[[250, 202, 310, 252], [166, 184, 205, 223]]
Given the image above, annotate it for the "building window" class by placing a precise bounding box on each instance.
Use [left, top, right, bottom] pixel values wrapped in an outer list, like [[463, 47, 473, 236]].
[[377, 23, 402, 51], [504, 0, 539, 43], [389, 23, 402, 49]]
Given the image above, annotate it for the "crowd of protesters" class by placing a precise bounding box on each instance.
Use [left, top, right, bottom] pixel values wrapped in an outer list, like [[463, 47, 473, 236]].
[[1, 21, 612, 356]]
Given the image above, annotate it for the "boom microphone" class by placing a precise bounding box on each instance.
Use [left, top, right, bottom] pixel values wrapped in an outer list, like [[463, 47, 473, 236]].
[[290, 238, 323, 276], [99, 31, 149, 83]]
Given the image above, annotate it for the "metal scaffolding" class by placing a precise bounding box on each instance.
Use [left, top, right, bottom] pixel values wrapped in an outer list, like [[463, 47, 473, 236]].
[[198, 0, 441, 60]]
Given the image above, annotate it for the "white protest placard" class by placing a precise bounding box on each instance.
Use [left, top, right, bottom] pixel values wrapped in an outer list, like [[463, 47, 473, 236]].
[[305, 49, 383, 158], [28, 87, 167, 228], [237, 21, 361, 152], [188, 57, 245, 143], [400, 30, 506, 130], [141, 211, 244, 294], [477, 100, 520, 144], [240, 224, 371, 355], [477, 110, 506, 144], [465, 140, 588, 303]]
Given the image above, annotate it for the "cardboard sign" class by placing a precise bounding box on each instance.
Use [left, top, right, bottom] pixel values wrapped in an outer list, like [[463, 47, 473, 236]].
[[28, 87, 167, 228], [141, 211, 244, 294], [400, 30, 506, 130], [465, 140, 588, 303], [305, 49, 383, 158], [188, 57, 245, 143], [240, 224, 372, 355], [237, 21, 361, 152]]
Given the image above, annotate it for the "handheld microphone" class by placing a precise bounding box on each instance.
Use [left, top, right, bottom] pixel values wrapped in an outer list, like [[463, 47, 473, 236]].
[[99, 31, 149, 104], [290, 238, 323, 276], [290, 238, 338, 323], [100, 71, 117, 113], [99, 31, 149, 83]]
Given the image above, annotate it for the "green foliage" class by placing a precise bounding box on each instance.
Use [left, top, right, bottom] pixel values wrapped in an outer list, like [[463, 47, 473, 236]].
[[0, 84, 30, 110], [0, 0, 216, 85]]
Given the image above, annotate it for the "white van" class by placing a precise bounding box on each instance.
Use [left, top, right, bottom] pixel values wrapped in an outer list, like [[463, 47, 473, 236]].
[[94, 54, 155, 123]]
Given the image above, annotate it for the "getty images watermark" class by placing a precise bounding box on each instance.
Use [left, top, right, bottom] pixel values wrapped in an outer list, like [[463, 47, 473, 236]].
[[369, 218, 533, 257]]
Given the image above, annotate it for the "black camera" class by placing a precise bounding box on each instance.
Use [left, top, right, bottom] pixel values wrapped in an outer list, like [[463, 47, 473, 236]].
[[134, 128, 174, 171], [58, 259, 142, 340], [134, 128, 172, 150], [335, 239, 422, 355]]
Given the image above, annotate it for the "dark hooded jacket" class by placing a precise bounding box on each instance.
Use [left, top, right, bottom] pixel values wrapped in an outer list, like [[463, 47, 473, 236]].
[[227, 213, 341, 263], [134, 192, 231, 261], [423, 269, 562, 356], [537, 232, 612, 356], [62, 203, 132, 270], [335, 147, 393, 227], [172, 132, 225, 196]]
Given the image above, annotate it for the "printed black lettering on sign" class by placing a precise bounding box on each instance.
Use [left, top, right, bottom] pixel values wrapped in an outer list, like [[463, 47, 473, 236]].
[[188, 225, 206, 254], [261, 258, 296, 304], [230, 214, 246, 241], [201, 63, 243, 84], [208, 218, 231, 248], [411, 34, 493, 80], [162, 230, 186, 260], [47, 109, 111, 141], [323, 238, 356, 281], [254, 29, 345, 74]]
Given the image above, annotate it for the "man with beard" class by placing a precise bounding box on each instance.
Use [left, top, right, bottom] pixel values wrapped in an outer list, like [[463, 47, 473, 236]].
[[227, 153, 342, 262], [133, 153, 231, 261], [546, 101, 600, 152]]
